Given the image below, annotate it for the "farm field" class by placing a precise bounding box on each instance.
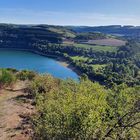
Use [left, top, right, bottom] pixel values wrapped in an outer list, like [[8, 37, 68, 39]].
[[86, 38, 126, 47], [71, 56, 90, 61], [74, 43, 118, 52]]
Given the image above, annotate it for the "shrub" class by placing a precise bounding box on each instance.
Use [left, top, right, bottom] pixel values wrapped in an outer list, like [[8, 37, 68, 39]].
[[0, 69, 16, 88], [27, 74, 60, 98], [29, 77, 140, 140], [16, 70, 36, 81]]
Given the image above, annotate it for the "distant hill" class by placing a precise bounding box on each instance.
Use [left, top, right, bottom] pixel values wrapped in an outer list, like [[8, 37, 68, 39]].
[[0, 24, 120, 50], [0, 24, 77, 50], [0, 24, 62, 48], [68, 25, 140, 38]]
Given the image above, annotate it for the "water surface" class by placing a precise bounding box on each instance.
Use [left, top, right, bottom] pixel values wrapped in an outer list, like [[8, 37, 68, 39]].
[[0, 50, 79, 80]]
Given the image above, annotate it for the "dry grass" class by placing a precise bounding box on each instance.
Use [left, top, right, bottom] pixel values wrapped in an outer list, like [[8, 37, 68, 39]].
[[87, 38, 126, 47]]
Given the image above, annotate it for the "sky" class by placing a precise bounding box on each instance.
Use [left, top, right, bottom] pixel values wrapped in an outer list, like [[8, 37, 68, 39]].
[[0, 0, 140, 26]]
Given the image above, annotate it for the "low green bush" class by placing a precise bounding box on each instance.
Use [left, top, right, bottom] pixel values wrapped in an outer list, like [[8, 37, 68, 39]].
[[28, 75, 140, 140], [27, 74, 60, 98], [0, 69, 16, 88], [16, 70, 36, 81]]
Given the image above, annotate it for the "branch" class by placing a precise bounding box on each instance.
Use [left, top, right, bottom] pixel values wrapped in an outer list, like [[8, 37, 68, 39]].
[[103, 110, 139, 139]]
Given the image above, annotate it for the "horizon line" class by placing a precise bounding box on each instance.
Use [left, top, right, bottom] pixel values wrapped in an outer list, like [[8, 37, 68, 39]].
[[0, 22, 140, 27]]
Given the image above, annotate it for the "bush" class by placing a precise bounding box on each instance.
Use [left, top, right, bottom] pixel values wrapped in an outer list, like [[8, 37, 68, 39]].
[[29, 76, 140, 140], [16, 70, 36, 81], [33, 80, 108, 140], [27, 74, 60, 98], [0, 69, 16, 88]]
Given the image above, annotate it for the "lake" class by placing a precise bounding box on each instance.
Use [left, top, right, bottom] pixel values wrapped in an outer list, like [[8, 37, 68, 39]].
[[0, 50, 79, 80]]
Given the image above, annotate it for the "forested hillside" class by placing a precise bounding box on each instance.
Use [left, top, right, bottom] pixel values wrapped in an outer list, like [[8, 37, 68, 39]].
[[0, 24, 140, 87]]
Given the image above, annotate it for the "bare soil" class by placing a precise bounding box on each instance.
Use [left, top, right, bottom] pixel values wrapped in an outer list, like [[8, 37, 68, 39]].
[[0, 81, 34, 140]]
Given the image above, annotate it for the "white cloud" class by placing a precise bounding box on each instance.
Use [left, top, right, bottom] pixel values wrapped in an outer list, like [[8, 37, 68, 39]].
[[0, 8, 140, 26]]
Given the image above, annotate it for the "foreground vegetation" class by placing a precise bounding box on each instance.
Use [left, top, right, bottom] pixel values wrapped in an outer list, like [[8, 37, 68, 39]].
[[0, 69, 36, 88], [29, 75, 140, 139], [1, 69, 139, 139]]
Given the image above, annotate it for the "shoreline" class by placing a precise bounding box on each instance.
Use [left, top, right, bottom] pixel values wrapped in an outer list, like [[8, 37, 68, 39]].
[[0, 48, 82, 77], [56, 57, 82, 76]]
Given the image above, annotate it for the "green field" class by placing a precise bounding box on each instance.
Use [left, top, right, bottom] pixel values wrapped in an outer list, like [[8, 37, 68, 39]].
[[72, 56, 89, 61], [48, 27, 76, 38], [74, 43, 118, 52], [92, 64, 106, 71], [71, 56, 107, 71]]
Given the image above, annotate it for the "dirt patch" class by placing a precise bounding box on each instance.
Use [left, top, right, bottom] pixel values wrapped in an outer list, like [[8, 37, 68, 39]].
[[0, 82, 34, 140]]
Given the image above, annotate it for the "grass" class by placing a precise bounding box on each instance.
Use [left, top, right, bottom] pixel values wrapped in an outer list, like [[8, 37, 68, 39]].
[[71, 56, 93, 64], [72, 56, 89, 61], [71, 56, 107, 71], [48, 27, 76, 38], [74, 43, 118, 52], [92, 64, 106, 71]]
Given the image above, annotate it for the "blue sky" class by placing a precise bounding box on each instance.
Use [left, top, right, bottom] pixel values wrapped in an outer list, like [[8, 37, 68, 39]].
[[0, 0, 140, 26]]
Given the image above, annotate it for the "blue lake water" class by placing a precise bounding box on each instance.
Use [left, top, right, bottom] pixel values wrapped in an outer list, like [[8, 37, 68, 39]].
[[0, 50, 79, 80]]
